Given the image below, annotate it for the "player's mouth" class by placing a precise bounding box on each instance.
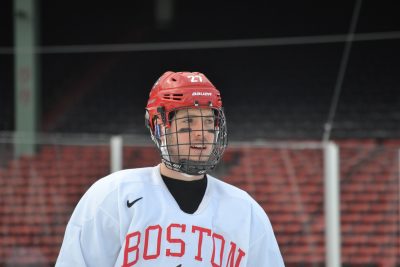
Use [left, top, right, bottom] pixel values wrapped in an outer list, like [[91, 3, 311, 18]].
[[190, 144, 207, 150]]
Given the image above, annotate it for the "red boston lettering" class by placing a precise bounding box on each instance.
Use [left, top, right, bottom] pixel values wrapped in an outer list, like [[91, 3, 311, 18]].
[[211, 233, 225, 267], [143, 225, 162, 260], [166, 223, 186, 257], [122, 223, 246, 266], [192, 225, 212, 261], [122, 231, 141, 267], [226, 242, 246, 267]]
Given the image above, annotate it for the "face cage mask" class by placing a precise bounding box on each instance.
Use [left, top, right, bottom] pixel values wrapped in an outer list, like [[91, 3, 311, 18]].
[[149, 106, 228, 175]]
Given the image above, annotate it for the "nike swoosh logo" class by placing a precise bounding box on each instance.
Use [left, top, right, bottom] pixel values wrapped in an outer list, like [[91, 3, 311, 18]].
[[127, 197, 143, 208]]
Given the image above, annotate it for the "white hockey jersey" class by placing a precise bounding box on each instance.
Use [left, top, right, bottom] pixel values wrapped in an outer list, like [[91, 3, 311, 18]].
[[56, 165, 285, 267]]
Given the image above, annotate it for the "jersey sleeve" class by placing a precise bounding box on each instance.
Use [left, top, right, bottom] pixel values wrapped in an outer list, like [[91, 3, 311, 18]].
[[55, 223, 87, 266], [247, 199, 285, 266], [56, 178, 121, 267], [247, 228, 285, 266]]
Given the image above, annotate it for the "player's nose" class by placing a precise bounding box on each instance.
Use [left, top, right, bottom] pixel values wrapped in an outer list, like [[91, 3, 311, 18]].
[[191, 119, 204, 131]]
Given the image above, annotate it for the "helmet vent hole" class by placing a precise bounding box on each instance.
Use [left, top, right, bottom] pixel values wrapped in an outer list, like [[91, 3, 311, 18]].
[[163, 93, 183, 101], [172, 93, 183, 100], [171, 78, 177, 82]]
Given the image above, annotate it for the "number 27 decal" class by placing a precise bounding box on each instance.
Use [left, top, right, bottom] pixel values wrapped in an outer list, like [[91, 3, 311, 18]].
[[187, 75, 203, 82]]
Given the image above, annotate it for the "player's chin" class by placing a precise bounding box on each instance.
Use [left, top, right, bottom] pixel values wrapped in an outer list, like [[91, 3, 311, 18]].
[[188, 156, 210, 162], [189, 147, 212, 156], [187, 153, 212, 162], [176, 150, 211, 161]]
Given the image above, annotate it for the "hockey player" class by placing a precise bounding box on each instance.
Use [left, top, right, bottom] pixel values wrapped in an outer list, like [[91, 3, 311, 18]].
[[56, 71, 285, 266]]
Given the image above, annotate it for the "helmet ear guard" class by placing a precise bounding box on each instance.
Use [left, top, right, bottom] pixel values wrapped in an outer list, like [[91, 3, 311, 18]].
[[145, 109, 162, 147], [145, 108, 165, 140], [145, 109, 151, 130], [154, 124, 162, 139]]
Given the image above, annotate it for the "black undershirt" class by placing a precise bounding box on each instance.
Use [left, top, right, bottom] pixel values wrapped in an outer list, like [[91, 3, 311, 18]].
[[161, 174, 207, 214]]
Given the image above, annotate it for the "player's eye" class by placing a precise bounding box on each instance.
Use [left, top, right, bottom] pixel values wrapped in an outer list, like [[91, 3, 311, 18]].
[[178, 127, 192, 133], [204, 118, 214, 125], [182, 118, 193, 124]]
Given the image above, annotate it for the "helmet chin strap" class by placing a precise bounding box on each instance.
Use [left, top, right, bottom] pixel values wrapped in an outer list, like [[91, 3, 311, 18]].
[[150, 124, 171, 163], [178, 159, 209, 175], [159, 135, 171, 163]]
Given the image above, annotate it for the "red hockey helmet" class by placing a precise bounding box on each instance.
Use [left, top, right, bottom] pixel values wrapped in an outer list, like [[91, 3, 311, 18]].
[[145, 71, 228, 175]]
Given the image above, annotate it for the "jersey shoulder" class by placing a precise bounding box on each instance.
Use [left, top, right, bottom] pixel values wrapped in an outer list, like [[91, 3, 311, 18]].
[[208, 174, 254, 202], [209, 174, 270, 222], [86, 166, 155, 196], [71, 166, 158, 223]]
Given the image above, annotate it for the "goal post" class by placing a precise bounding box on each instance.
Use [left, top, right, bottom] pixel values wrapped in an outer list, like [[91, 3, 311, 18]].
[[324, 141, 341, 267], [110, 135, 123, 173]]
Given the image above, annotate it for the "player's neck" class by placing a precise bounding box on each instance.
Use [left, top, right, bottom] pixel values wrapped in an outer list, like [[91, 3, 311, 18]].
[[160, 163, 204, 181]]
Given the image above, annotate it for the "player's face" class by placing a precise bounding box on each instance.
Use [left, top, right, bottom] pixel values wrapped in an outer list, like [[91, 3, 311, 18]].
[[166, 108, 215, 162]]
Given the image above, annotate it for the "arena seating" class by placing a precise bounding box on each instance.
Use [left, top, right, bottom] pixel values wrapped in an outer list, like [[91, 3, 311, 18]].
[[0, 140, 398, 266], [225, 140, 399, 266], [3, 35, 399, 140], [37, 39, 400, 140]]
